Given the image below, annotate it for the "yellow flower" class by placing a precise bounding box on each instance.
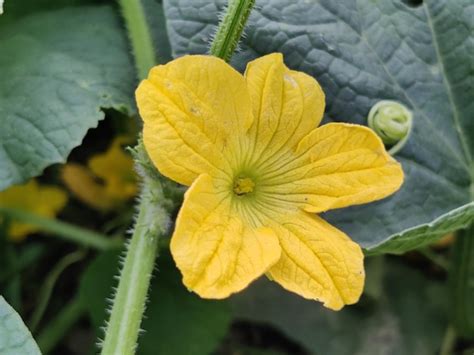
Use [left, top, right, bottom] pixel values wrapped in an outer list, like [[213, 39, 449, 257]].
[[0, 180, 67, 241], [136, 53, 403, 310], [88, 136, 137, 200], [62, 136, 137, 211]]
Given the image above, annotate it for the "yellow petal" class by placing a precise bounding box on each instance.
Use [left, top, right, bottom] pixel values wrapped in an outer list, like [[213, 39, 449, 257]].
[[171, 174, 281, 298], [244, 53, 325, 165], [0, 180, 68, 241], [61, 163, 117, 211], [88, 136, 137, 201], [263, 123, 404, 213], [137, 55, 253, 186], [265, 210, 364, 310]]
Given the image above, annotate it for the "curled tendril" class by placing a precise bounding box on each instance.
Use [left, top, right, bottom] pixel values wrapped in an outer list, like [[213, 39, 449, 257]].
[[368, 100, 413, 155]]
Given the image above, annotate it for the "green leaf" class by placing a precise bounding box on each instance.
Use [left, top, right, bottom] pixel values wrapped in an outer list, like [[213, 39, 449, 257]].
[[0, 0, 83, 24], [231, 259, 448, 355], [79, 250, 232, 355], [163, 0, 474, 252], [369, 202, 474, 254], [143, 0, 172, 63], [0, 296, 41, 355], [0, 6, 135, 191]]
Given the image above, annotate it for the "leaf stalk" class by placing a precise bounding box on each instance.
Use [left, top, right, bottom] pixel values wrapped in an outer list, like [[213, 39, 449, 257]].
[[0, 207, 121, 250], [100, 171, 170, 355], [118, 0, 156, 80], [210, 0, 255, 61]]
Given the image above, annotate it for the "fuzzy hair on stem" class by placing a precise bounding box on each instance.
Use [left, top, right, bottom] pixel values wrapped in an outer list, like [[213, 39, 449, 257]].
[[209, 0, 255, 62]]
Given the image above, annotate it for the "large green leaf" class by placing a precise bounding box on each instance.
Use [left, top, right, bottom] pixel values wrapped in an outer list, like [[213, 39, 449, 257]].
[[0, 296, 41, 355], [0, 0, 84, 24], [79, 250, 232, 355], [0, 6, 135, 191], [143, 0, 172, 63], [163, 0, 474, 252], [232, 259, 448, 355]]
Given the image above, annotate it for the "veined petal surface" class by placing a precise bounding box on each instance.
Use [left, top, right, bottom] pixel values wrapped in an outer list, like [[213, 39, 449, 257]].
[[263, 209, 364, 310], [243, 54, 325, 168], [137, 55, 253, 186], [263, 123, 403, 213], [171, 174, 281, 298]]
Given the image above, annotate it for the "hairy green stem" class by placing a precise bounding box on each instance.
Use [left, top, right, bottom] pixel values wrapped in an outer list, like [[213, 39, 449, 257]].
[[100, 176, 170, 355], [0, 207, 122, 250], [36, 297, 84, 354], [209, 0, 255, 61], [119, 0, 156, 79]]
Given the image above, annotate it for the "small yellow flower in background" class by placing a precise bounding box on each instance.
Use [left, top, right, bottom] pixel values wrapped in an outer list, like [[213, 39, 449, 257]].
[[0, 180, 67, 241], [62, 164, 115, 211], [88, 136, 137, 201], [62, 136, 137, 211], [136, 53, 404, 310]]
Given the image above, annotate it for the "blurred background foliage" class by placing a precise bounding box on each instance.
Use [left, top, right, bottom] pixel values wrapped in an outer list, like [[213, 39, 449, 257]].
[[0, 0, 473, 354]]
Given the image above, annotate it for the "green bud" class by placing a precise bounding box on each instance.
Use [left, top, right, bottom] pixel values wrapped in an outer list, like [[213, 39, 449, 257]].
[[368, 100, 413, 155]]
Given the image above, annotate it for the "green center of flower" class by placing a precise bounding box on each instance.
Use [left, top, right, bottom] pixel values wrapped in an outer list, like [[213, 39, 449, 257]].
[[233, 177, 255, 196]]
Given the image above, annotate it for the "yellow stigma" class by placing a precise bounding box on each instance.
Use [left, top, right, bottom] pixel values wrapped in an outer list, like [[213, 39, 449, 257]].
[[233, 177, 255, 196]]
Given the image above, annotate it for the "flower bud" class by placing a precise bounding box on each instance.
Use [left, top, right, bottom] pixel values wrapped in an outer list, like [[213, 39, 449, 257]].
[[368, 100, 413, 154]]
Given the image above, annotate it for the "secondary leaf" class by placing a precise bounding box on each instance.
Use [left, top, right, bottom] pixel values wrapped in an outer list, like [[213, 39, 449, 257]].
[[163, 0, 474, 252], [232, 260, 448, 355], [143, 0, 172, 63], [0, 296, 41, 355], [0, 0, 89, 22], [0, 6, 135, 191], [79, 250, 232, 355]]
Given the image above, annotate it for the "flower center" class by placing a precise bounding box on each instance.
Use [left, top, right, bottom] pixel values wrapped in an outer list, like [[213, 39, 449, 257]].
[[233, 177, 255, 196]]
